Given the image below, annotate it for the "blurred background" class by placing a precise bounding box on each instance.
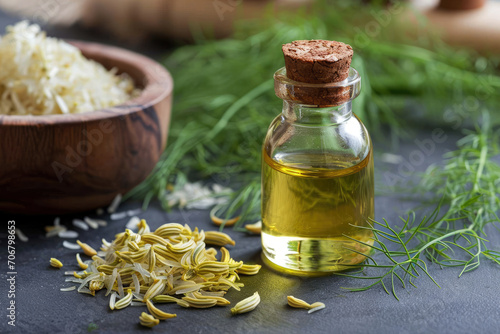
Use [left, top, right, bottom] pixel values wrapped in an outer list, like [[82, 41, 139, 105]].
[[0, 0, 498, 52]]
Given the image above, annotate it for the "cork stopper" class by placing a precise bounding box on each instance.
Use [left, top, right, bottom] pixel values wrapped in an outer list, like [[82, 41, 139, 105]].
[[282, 40, 353, 84]]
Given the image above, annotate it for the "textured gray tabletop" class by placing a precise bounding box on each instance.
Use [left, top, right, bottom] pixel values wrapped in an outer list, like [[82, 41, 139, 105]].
[[1, 131, 498, 334], [0, 9, 499, 334]]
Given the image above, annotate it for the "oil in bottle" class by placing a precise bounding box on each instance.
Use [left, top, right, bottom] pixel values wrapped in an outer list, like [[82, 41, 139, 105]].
[[261, 149, 374, 274]]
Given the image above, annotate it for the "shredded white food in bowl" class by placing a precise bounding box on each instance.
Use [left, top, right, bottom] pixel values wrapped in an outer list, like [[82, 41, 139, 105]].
[[0, 21, 138, 116]]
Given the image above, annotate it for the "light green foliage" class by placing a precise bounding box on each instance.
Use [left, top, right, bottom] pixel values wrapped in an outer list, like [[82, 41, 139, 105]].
[[340, 119, 500, 299]]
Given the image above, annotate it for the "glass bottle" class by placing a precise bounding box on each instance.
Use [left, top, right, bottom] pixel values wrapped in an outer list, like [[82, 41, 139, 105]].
[[261, 66, 374, 275]]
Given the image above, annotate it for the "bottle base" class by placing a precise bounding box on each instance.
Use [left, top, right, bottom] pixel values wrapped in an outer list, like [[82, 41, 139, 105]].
[[261, 232, 373, 276]]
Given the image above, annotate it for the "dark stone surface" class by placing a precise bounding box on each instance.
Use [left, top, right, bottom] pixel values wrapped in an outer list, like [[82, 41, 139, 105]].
[[1, 129, 499, 334], [1, 182, 499, 334], [0, 9, 499, 334]]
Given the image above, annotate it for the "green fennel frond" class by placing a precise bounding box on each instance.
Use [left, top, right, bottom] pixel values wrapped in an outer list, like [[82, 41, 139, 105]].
[[340, 120, 500, 299]]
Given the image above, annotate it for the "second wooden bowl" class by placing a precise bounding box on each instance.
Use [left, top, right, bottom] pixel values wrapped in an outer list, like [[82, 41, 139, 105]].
[[0, 41, 173, 214], [439, 0, 486, 10]]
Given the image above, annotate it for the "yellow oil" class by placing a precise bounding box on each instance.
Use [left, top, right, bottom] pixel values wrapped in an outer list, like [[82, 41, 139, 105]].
[[261, 149, 374, 275]]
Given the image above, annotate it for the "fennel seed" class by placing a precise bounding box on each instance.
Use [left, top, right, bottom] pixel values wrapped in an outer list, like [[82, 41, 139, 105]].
[[139, 312, 159, 328], [50, 258, 63, 268], [76, 240, 97, 257], [287, 296, 325, 313], [59, 220, 261, 328], [114, 289, 133, 310], [210, 204, 239, 227], [152, 295, 190, 308], [245, 221, 262, 234], [182, 296, 218, 308], [76, 253, 88, 270], [146, 300, 177, 320], [231, 292, 260, 315], [204, 231, 235, 246], [191, 292, 231, 306], [237, 264, 262, 275]]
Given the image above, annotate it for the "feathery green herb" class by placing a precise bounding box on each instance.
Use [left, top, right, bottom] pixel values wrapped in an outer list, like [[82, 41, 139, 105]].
[[128, 1, 499, 214], [340, 119, 500, 299]]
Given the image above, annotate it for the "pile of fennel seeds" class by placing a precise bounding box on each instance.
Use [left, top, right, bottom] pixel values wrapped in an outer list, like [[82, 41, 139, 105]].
[[61, 219, 261, 328]]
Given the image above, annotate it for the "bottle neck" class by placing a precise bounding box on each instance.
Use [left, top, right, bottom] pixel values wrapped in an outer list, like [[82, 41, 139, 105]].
[[282, 100, 353, 125]]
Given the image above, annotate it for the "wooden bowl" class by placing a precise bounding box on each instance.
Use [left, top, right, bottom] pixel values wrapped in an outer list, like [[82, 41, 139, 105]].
[[438, 0, 486, 10], [0, 41, 173, 214]]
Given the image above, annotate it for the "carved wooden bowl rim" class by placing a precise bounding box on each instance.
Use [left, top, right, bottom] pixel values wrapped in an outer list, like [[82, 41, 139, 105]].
[[0, 40, 173, 126]]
